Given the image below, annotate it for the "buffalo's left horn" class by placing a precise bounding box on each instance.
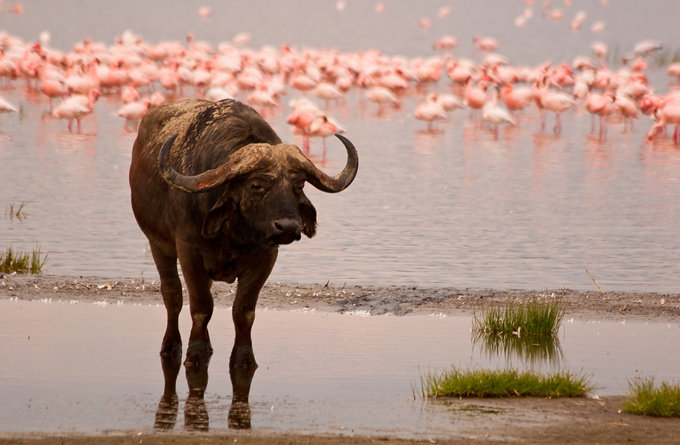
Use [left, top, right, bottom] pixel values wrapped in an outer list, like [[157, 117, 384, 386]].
[[158, 134, 236, 193], [303, 134, 358, 193]]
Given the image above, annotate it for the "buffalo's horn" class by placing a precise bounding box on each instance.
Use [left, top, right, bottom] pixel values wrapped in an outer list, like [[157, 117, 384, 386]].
[[158, 134, 236, 193], [303, 134, 358, 193]]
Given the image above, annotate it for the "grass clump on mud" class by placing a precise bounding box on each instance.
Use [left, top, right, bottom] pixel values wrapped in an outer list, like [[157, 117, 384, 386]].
[[624, 377, 680, 417], [418, 367, 592, 399], [0, 246, 47, 274], [472, 297, 564, 338]]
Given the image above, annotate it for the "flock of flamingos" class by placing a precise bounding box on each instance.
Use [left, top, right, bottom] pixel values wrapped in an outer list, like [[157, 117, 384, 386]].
[[0, 3, 679, 148]]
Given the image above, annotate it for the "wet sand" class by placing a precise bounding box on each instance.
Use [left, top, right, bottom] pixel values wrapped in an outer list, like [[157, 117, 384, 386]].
[[1, 274, 679, 444], [0, 396, 679, 445]]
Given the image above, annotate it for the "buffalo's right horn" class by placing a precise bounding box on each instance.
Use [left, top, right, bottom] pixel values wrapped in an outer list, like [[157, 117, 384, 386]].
[[302, 134, 359, 193], [158, 134, 238, 193]]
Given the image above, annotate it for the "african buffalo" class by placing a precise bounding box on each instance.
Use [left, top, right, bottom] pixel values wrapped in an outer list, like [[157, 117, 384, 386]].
[[129, 98, 358, 369]]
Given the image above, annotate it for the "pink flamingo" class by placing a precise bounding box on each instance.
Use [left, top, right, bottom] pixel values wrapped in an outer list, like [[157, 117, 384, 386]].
[[482, 86, 515, 139], [197, 6, 212, 18], [288, 66, 318, 95], [236, 67, 262, 91], [52, 88, 100, 132], [97, 61, 129, 94], [16, 43, 42, 90], [53, 101, 90, 132], [436, 93, 465, 113], [667, 63, 680, 81], [247, 87, 277, 112], [473, 35, 500, 52], [500, 82, 533, 114], [365, 86, 398, 114], [158, 61, 181, 95], [535, 78, 576, 134], [379, 71, 409, 93], [39, 65, 67, 112], [286, 98, 320, 152], [204, 86, 231, 102], [64, 59, 100, 95], [614, 91, 639, 132], [117, 99, 150, 131], [313, 82, 344, 108], [432, 35, 458, 53], [585, 89, 616, 138], [414, 93, 447, 132], [464, 76, 488, 121], [309, 114, 343, 152], [121, 85, 139, 104], [647, 95, 680, 143]]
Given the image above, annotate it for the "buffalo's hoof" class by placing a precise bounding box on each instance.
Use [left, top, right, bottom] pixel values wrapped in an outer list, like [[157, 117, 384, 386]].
[[185, 341, 213, 368]]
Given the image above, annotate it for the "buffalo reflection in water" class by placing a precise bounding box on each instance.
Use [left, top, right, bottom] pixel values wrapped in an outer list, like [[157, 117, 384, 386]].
[[154, 351, 255, 431]]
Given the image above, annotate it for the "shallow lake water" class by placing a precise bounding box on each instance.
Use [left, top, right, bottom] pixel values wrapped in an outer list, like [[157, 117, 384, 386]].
[[1, 299, 679, 437], [0, 1, 679, 292]]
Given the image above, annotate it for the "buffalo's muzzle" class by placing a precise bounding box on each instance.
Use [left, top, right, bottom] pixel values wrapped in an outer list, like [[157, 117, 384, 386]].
[[269, 218, 302, 244]]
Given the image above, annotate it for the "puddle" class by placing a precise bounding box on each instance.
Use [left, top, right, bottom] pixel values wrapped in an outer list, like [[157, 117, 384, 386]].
[[1, 299, 678, 438]]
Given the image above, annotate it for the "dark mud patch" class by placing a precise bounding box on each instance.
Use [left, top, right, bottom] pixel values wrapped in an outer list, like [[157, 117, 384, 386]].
[[1, 274, 679, 322]]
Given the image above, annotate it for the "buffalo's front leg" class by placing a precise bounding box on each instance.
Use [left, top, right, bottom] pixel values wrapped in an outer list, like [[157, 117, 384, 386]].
[[177, 243, 214, 367], [151, 243, 183, 359], [230, 249, 277, 369]]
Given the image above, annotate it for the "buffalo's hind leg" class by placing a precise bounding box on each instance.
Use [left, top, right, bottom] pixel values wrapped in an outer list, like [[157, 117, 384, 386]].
[[150, 243, 184, 360], [177, 244, 214, 368]]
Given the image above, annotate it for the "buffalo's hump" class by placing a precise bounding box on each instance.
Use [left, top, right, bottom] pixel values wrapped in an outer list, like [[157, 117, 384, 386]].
[[137, 99, 283, 175]]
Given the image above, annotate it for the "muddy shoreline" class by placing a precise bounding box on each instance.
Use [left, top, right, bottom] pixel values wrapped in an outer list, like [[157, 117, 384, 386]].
[[2, 274, 679, 322], [1, 274, 679, 444]]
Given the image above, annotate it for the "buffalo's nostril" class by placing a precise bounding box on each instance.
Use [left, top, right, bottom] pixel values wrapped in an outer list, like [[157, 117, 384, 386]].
[[274, 218, 301, 234]]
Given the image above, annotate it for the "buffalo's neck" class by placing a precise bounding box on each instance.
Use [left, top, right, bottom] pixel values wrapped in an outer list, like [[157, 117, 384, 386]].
[[201, 240, 278, 284]]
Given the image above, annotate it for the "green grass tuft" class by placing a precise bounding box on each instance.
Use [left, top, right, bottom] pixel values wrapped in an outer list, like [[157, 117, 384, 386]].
[[419, 367, 592, 399], [472, 297, 564, 338], [0, 246, 48, 274], [624, 377, 680, 417]]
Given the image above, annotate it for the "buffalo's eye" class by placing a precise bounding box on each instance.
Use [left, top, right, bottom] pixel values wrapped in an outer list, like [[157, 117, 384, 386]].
[[250, 182, 266, 193]]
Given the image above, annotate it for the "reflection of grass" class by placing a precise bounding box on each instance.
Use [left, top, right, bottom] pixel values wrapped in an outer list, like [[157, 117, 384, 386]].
[[0, 246, 47, 274], [472, 298, 565, 366], [7, 202, 28, 222], [472, 329, 563, 366], [418, 367, 592, 398], [472, 298, 564, 337], [624, 377, 680, 417]]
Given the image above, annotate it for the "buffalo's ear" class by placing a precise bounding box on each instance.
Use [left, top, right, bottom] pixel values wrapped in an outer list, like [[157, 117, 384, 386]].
[[299, 193, 317, 238], [202, 197, 235, 239]]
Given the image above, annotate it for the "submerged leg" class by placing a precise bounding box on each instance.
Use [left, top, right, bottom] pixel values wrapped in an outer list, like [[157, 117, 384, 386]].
[[150, 243, 183, 359]]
